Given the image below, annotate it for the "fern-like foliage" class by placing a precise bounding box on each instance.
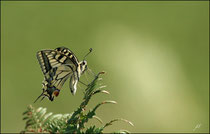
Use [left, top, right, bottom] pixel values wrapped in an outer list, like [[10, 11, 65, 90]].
[[21, 72, 134, 133]]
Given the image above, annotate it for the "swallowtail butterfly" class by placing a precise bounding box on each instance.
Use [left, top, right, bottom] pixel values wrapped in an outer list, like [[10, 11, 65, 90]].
[[34, 47, 92, 102]]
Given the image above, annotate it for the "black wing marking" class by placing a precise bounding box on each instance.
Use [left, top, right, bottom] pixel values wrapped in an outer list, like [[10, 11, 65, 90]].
[[47, 65, 73, 89], [34, 65, 74, 102], [55, 47, 79, 66], [37, 48, 79, 75]]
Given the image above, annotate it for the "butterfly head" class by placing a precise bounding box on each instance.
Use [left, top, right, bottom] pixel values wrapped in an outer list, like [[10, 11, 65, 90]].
[[79, 60, 88, 74]]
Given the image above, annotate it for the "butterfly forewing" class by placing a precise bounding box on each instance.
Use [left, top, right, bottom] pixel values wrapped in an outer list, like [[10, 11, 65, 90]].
[[37, 48, 78, 75], [54, 47, 79, 67]]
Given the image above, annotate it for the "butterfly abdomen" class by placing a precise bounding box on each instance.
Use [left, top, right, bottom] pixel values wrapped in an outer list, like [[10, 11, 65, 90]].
[[42, 80, 60, 101]]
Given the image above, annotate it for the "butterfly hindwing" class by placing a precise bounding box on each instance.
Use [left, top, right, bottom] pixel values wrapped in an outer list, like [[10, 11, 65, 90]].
[[36, 65, 73, 102], [47, 65, 73, 90]]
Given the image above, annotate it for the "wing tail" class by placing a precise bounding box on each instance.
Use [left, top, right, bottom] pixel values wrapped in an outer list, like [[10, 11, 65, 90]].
[[34, 92, 45, 103]]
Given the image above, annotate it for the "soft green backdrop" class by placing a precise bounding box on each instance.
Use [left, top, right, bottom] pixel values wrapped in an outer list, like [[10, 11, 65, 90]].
[[1, 1, 209, 133]]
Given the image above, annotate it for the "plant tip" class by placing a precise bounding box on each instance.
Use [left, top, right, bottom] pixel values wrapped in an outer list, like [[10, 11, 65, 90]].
[[99, 71, 105, 74]]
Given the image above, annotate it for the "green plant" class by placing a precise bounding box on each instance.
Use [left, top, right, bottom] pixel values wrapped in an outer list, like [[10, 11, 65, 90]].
[[21, 72, 134, 133]]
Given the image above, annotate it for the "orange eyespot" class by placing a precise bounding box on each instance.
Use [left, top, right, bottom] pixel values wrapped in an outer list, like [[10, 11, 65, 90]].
[[53, 90, 60, 97]]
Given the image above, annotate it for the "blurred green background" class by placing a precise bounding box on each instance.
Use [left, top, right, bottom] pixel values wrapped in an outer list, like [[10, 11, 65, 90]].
[[1, 1, 209, 133]]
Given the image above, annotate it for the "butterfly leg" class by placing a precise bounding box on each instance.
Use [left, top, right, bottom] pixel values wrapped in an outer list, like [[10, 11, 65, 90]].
[[79, 80, 88, 87], [84, 71, 90, 83], [87, 67, 97, 77]]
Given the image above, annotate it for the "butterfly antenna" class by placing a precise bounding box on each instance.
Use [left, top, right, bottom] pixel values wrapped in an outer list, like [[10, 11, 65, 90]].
[[34, 93, 44, 103], [83, 48, 92, 61]]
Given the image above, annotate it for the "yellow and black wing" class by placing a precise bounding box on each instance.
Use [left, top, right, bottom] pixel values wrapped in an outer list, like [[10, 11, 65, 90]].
[[36, 65, 73, 102], [35, 47, 79, 102], [36, 47, 79, 75]]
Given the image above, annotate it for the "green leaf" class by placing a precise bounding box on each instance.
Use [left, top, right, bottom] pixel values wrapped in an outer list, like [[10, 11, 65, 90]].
[[41, 112, 53, 123], [36, 107, 47, 120], [22, 116, 29, 120], [92, 89, 110, 95], [93, 115, 103, 124]]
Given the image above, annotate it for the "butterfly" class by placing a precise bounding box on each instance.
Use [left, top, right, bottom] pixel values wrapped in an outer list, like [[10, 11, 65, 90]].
[[34, 47, 92, 102]]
